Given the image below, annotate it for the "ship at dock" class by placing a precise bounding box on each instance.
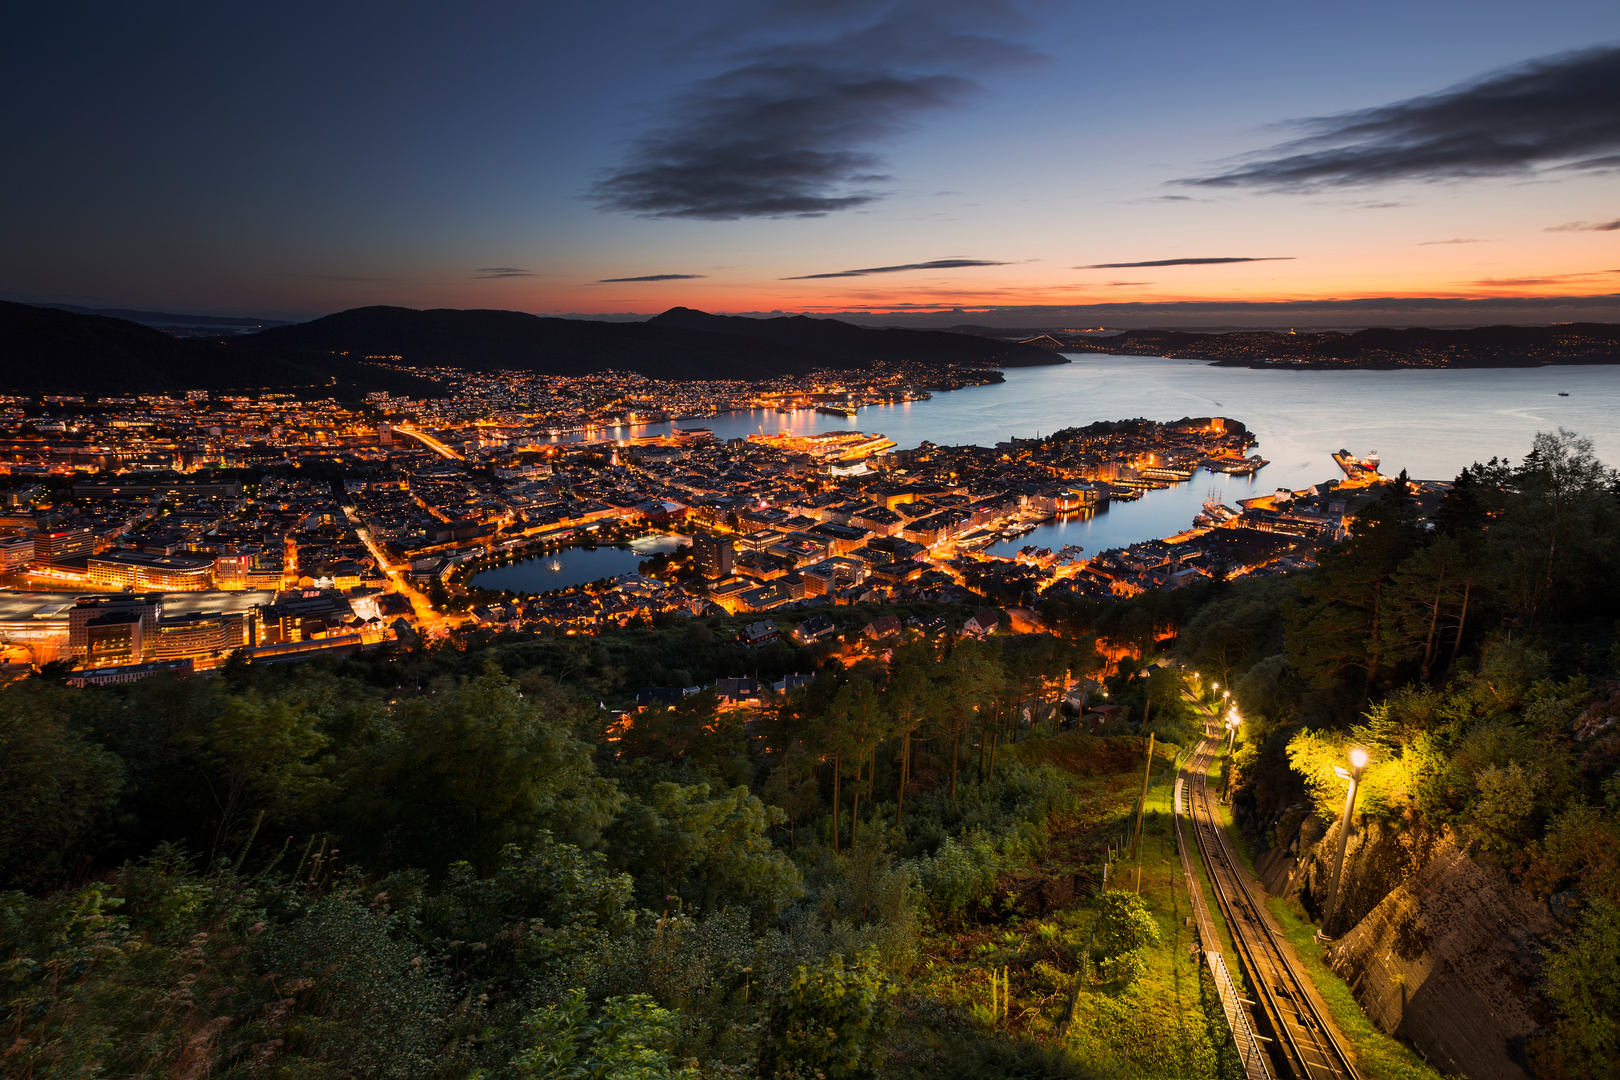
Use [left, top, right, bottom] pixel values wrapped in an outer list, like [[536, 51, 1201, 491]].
[[1332, 449, 1381, 479], [816, 404, 858, 418], [1206, 454, 1268, 475]]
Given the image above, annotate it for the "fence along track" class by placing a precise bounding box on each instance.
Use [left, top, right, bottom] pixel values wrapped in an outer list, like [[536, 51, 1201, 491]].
[[1183, 722, 1359, 1080], [1173, 772, 1271, 1080]]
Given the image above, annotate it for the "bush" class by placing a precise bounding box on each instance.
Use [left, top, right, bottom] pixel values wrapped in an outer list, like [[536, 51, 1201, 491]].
[[760, 952, 894, 1080], [1533, 898, 1620, 1079]]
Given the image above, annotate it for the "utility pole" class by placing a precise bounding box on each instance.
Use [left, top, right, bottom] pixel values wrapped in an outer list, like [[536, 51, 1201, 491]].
[[1131, 732, 1155, 860], [1321, 747, 1370, 936]]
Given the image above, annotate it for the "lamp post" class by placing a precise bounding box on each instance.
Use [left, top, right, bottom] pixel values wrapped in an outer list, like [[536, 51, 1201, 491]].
[[1220, 711, 1241, 799], [1321, 747, 1369, 937]]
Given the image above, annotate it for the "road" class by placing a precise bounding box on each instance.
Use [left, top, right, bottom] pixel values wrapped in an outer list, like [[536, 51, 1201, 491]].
[[341, 503, 453, 639], [391, 424, 463, 460], [1180, 701, 1359, 1080]]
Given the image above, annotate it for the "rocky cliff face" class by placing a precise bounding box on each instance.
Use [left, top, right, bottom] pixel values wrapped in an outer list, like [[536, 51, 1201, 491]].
[[1243, 804, 1554, 1080], [1324, 842, 1555, 1079]]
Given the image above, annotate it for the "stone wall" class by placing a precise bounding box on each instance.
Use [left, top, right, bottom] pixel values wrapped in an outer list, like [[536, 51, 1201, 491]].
[[1245, 807, 1553, 1080], [1323, 843, 1554, 1079]]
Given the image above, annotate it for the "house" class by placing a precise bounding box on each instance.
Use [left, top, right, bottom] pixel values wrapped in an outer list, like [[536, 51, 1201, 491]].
[[636, 687, 687, 709], [793, 613, 837, 644], [962, 608, 1000, 637], [714, 676, 762, 707], [772, 672, 816, 694], [742, 620, 779, 647], [862, 614, 902, 642]]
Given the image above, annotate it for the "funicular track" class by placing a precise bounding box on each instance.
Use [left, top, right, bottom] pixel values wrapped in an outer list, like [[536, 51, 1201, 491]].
[[1178, 717, 1359, 1080]]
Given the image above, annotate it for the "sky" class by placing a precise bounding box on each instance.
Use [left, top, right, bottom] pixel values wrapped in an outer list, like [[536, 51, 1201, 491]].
[[3, 0, 1619, 325]]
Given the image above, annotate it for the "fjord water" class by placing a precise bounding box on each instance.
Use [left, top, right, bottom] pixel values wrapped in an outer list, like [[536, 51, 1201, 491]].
[[569, 353, 1620, 562]]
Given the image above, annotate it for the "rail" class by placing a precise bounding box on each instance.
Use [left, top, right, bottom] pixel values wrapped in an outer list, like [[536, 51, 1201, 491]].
[[1181, 704, 1360, 1080]]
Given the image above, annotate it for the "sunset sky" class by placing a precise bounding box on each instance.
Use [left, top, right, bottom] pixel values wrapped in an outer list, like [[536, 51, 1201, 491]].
[[3, 0, 1618, 323]]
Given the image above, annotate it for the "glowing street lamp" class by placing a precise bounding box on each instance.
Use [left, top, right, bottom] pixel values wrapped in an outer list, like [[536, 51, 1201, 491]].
[[1221, 712, 1242, 798], [1321, 747, 1370, 935]]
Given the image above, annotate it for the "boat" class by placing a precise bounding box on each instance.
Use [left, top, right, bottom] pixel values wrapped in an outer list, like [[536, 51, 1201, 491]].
[[816, 405, 858, 418], [1558, 391, 1570, 397], [1332, 449, 1382, 479]]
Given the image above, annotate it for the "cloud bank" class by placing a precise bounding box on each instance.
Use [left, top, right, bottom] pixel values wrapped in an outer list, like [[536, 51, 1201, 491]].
[[784, 257, 1007, 280], [1546, 219, 1620, 232], [1182, 45, 1620, 190], [474, 267, 534, 279], [1075, 257, 1293, 268], [589, 2, 1037, 219], [595, 273, 708, 283]]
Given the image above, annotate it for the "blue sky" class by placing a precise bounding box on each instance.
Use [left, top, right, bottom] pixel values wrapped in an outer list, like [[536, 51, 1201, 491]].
[[3, 0, 1618, 322]]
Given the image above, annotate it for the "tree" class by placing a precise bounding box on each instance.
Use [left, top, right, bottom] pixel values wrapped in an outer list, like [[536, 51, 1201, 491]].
[[337, 667, 621, 875], [0, 685, 124, 888], [607, 780, 802, 921], [1284, 478, 1424, 698], [886, 645, 933, 825], [1534, 899, 1620, 1079], [1489, 430, 1620, 628], [938, 640, 1000, 798]]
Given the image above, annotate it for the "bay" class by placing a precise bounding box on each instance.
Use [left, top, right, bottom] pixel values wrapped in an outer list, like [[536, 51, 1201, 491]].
[[553, 355, 1620, 557]]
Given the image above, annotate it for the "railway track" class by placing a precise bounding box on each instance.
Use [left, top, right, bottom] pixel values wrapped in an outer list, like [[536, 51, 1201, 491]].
[[1180, 717, 1359, 1080]]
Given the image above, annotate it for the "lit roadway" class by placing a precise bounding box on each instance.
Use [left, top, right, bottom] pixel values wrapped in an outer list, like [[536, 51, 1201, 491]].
[[341, 503, 454, 639], [391, 424, 463, 460]]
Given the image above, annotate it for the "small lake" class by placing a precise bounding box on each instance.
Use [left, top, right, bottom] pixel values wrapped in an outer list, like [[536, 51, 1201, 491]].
[[471, 533, 686, 594]]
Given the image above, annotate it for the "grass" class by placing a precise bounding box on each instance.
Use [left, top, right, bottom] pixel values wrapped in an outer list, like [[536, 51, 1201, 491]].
[[900, 732, 1244, 1079]]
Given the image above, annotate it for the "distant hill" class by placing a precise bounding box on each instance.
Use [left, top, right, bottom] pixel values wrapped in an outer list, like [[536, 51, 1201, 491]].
[[249, 305, 1063, 380], [43, 305, 292, 331], [0, 301, 1062, 395], [0, 301, 436, 395], [1022, 323, 1620, 368], [645, 307, 1061, 368]]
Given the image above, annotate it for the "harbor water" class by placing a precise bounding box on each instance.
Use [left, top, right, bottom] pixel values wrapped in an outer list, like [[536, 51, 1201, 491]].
[[544, 354, 1620, 559]]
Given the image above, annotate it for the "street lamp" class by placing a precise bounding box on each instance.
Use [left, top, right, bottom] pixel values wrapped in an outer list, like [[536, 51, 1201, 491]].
[[1321, 747, 1370, 936], [1220, 713, 1241, 799]]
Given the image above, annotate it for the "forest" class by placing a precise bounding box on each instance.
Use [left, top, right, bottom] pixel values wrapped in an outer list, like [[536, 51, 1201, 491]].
[[3, 430, 1618, 1079]]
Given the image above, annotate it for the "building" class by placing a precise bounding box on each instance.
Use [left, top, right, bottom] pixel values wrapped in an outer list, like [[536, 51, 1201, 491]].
[[68, 595, 161, 664], [33, 527, 97, 567], [741, 620, 779, 647], [692, 532, 734, 579], [87, 550, 215, 591], [792, 613, 837, 644], [0, 534, 33, 571], [147, 610, 253, 664], [68, 658, 194, 687]]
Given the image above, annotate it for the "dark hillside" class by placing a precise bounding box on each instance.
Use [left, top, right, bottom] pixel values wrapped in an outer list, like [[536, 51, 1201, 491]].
[[646, 306, 1064, 368], [249, 305, 830, 380], [0, 301, 437, 395]]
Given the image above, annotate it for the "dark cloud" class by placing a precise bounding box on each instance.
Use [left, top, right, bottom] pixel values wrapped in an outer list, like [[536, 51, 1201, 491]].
[[783, 258, 1007, 279], [474, 267, 534, 278], [1418, 238, 1489, 245], [595, 273, 708, 283], [1546, 219, 1620, 231], [1074, 257, 1294, 269], [1181, 45, 1620, 190], [589, 2, 1038, 219], [1462, 270, 1620, 287]]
